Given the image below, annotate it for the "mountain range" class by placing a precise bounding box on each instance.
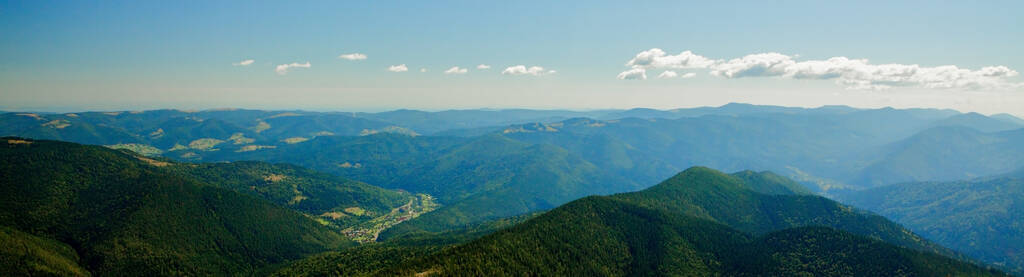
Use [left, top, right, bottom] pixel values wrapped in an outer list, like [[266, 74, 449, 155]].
[[275, 167, 1001, 276], [3, 104, 1023, 275]]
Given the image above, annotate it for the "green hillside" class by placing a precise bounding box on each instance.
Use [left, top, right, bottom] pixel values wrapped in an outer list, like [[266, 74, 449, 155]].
[[271, 212, 539, 277], [371, 135, 636, 239], [614, 167, 951, 255], [0, 137, 353, 275], [375, 196, 999, 276], [276, 167, 998, 276], [0, 226, 90, 277], [208, 134, 641, 238], [836, 175, 1024, 274], [167, 161, 414, 228]]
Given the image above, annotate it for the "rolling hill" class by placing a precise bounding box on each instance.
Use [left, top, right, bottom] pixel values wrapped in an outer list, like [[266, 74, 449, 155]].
[[0, 138, 362, 275], [836, 174, 1024, 274], [277, 167, 1000, 276], [384, 197, 996, 276], [166, 161, 415, 229]]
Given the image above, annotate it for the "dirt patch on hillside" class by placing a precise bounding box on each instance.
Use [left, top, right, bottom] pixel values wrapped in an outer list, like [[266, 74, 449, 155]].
[[282, 137, 309, 144], [42, 119, 71, 129], [263, 174, 286, 182], [236, 145, 276, 152], [338, 162, 363, 168], [16, 113, 43, 120], [7, 139, 33, 145], [320, 211, 348, 220], [136, 156, 170, 167]]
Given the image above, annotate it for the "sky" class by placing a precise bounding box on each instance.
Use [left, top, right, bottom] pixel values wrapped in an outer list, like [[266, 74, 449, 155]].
[[1, 1, 1023, 116]]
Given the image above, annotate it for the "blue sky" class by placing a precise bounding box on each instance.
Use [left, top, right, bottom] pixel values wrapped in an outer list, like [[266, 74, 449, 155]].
[[2, 1, 1022, 115]]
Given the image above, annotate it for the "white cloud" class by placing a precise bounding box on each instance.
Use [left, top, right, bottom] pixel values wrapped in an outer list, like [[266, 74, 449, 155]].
[[710, 53, 793, 78], [233, 59, 254, 66], [477, 64, 491, 69], [338, 53, 367, 60], [619, 49, 1022, 90], [626, 48, 717, 69], [388, 64, 409, 72], [444, 66, 468, 74], [657, 71, 678, 79], [656, 71, 696, 79], [420, 68, 427, 72], [617, 68, 646, 80], [502, 65, 555, 76], [275, 62, 311, 75]]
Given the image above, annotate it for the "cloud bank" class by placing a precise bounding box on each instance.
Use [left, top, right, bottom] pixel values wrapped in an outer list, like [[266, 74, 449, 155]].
[[275, 62, 311, 75], [388, 64, 408, 72], [502, 65, 555, 76], [620, 48, 1021, 90], [338, 53, 367, 60]]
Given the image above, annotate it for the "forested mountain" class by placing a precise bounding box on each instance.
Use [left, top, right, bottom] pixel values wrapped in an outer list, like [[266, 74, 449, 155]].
[[4, 105, 1024, 275], [836, 173, 1024, 274], [499, 111, 1024, 191], [165, 161, 417, 229], [201, 133, 643, 237], [275, 167, 1002, 276], [0, 138, 411, 275], [7, 105, 1019, 235]]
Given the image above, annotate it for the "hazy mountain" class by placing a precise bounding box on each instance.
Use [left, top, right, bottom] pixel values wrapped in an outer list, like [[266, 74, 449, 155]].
[[853, 127, 1024, 186], [929, 112, 1023, 132], [993, 113, 1024, 126], [357, 109, 613, 134]]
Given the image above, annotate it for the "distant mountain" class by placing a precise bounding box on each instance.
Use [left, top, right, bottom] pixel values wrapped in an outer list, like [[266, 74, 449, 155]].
[[0, 138, 357, 275], [5, 106, 1017, 191], [186, 133, 645, 237], [836, 173, 1024, 275], [357, 109, 614, 134], [500, 110, 1024, 190], [993, 113, 1024, 125], [283, 167, 998, 276], [0, 110, 400, 153], [930, 112, 1023, 132], [853, 127, 1024, 186]]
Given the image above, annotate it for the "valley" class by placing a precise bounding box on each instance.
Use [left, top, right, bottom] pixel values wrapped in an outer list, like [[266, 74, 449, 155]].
[[343, 194, 440, 243]]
